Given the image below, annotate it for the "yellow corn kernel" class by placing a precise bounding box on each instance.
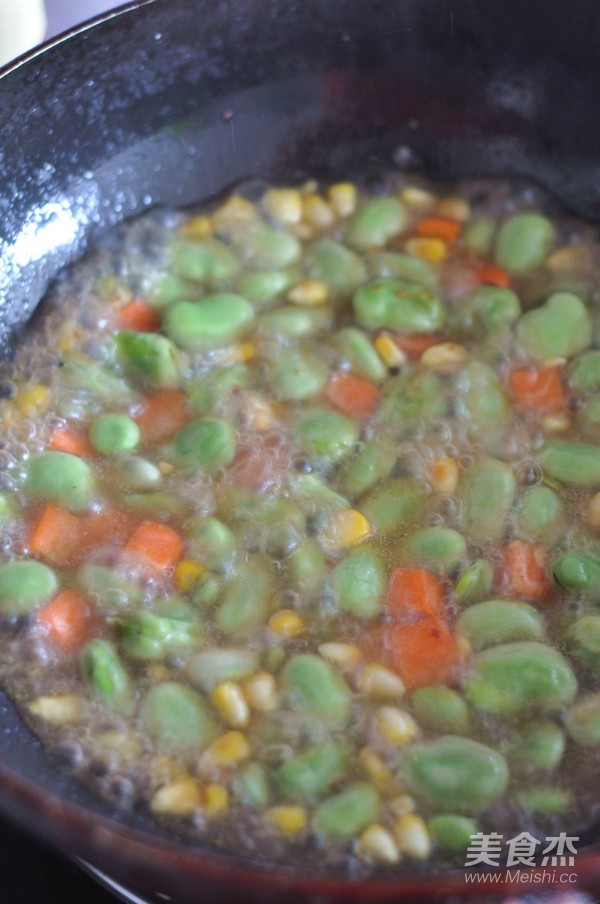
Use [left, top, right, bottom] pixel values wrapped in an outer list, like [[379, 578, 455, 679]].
[[438, 196, 471, 222], [28, 694, 82, 725], [266, 805, 307, 836], [175, 559, 205, 593], [243, 671, 279, 712], [203, 782, 229, 817], [302, 194, 335, 229], [268, 608, 306, 639], [150, 777, 202, 816], [388, 794, 417, 818], [430, 457, 459, 494], [98, 730, 142, 760], [357, 663, 406, 700], [57, 327, 76, 352], [300, 179, 319, 196], [290, 221, 316, 241], [287, 278, 329, 306], [393, 813, 431, 860], [210, 681, 250, 728], [321, 508, 371, 551], [158, 461, 175, 475], [318, 642, 364, 671], [374, 334, 407, 369], [358, 745, 394, 786], [233, 342, 257, 362], [243, 394, 278, 432], [212, 196, 257, 235], [375, 707, 419, 747], [357, 824, 400, 864], [405, 237, 447, 263], [546, 244, 595, 272], [151, 755, 188, 785], [328, 182, 357, 217], [421, 342, 468, 370], [541, 413, 571, 433], [588, 492, 600, 528], [401, 186, 436, 210], [179, 215, 213, 239], [198, 731, 251, 775], [263, 188, 303, 224], [16, 382, 50, 416]]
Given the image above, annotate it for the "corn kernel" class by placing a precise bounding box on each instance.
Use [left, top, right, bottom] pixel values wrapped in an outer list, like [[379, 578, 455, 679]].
[[393, 813, 431, 860], [374, 334, 407, 369], [405, 237, 447, 263], [318, 642, 364, 671], [158, 461, 175, 475], [198, 731, 251, 775], [357, 663, 406, 700], [243, 394, 278, 432], [430, 457, 459, 494], [388, 794, 416, 818], [302, 194, 335, 229], [212, 196, 257, 235], [546, 244, 595, 272], [28, 694, 82, 725], [243, 671, 279, 712], [263, 188, 303, 224], [588, 492, 600, 528], [150, 777, 202, 816], [175, 559, 205, 592], [16, 383, 50, 416], [266, 805, 307, 836], [358, 745, 394, 786], [328, 182, 357, 217], [98, 730, 142, 760], [203, 782, 229, 817], [268, 608, 306, 639], [438, 196, 471, 222], [287, 279, 329, 306], [541, 413, 571, 433], [210, 681, 250, 728], [357, 824, 400, 864], [375, 707, 419, 746], [300, 179, 319, 196], [321, 508, 371, 551], [233, 342, 257, 362], [401, 186, 436, 210], [421, 342, 468, 370], [151, 755, 187, 785], [179, 215, 213, 239]]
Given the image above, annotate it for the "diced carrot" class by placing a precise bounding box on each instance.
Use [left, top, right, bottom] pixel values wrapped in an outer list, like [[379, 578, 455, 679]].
[[81, 508, 138, 551], [324, 371, 380, 420], [386, 567, 447, 620], [230, 436, 293, 491], [473, 263, 511, 289], [37, 589, 94, 653], [29, 504, 82, 567], [391, 332, 444, 358], [116, 299, 160, 332], [135, 389, 189, 443], [415, 216, 462, 243], [49, 425, 94, 457], [497, 539, 552, 603], [384, 618, 465, 690], [124, 520, 184, 573], [509, 367, 568, 414]]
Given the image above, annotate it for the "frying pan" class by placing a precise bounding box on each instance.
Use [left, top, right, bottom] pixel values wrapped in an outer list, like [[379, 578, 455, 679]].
[[3, 0, 600, 900]]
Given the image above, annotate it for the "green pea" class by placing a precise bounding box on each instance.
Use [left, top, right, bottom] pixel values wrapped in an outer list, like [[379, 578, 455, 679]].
[[568, 350, 600, 394], [278, 742, 347, 801], [120, 604, 199, 659], [345, 197, 408, 250], [459, 458, 516, 541], [402, 527, 467, 574], [0, 560, 58, 617], [216, 556, 274, 635], [516, 787, 571, 814], [189, 364, 253, 415], [367, 251, 438, 289], [428, 814, 478, 852], [464, 642, 577, 716], [410, 686, 471, 735], [59, 357, 135, 403], [541, 441, 600, 486], [335, 327, 387, 382], [268, 349, 328, 401], [514, 485, 565, 544], [26, 451, 95, 512], [234, 762, 270, 810], [80, 640, 130, 711], [340, 438, 396, 498], [331, 547, 385, 619], [565, 693, 600, 746], [552, 552, 600, 599], [188, 648, 259, 691], [115, 331, 182, 388], [494, 212, 556, 274], [405, 736, 508, 813], [77, 564, 143, 609], [174, 418, 236, 472], [508, 722, 565, 772], [305, 239, 366, 295], [462, 214, 496, 256], [235, 270, 295, 305], [235, 222, 301, 269], [380, 371, 447, 438], [516, 291, 591, 361], [568, 615, 600, 668], [187, 517, 236, 573], [258, 305, 330, 339], [455, 286, 521, 337], [90, 413, 140, 455], [114, 456, 161, 491], [454, 560, 494, 606], [286, 539, 327, 597], [141, 682, 218, 751], [281, 654, 351, 727], [162, 293, 254, 351], [454, 362, 509, 441], [458, 600, 545, 651], [360, 477, 424, 536], [171, 238, 239, 284], [312, 782, 380, 842], [353, 279, 444, 333], [295, 410, 359, 466]]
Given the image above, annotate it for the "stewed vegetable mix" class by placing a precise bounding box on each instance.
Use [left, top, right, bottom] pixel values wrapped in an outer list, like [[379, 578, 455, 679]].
[[3, 174, 600, 869]]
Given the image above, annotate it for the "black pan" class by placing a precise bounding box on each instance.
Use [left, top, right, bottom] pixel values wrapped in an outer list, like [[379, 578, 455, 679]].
[[3, 1, 600, 900]]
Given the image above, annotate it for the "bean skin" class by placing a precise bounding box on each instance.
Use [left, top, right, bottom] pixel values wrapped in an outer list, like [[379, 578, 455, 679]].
[[141, 682, 218, 751], [540, 441, 600, 486], [552, 552, 600, 599], [516, 291, 591, 361], [457, 600, 545, 651], [312, 782, 380, 842], [459, 458, 516, 541], [0, 560, 58, 617], [281, 654, 351, 727], [26, 451, 95, 512], [345, 197, 408, 251], [353, 279, 444, 333], [494, 212, 556, 274], [331, 547, 385, 619]]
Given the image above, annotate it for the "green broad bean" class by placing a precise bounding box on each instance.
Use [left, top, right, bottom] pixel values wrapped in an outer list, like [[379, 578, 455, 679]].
[[120, 603, 198, 659], [281, 654, 351, 727], [124, 492, 187, 518], [162, 293, 254, 350], [80, 640, 130, 711], [278, 742, 347, 800], [235, 270, 296, 305], [174, 418, 236, 472], [360, 478, 424, 536], [59, 357, 135, 403], [145, 273, 198, 309], [114, 456, 161, 490], [457, 600, 545, 651], [90, 413, 140, 455], [26, 451, 95, 512], [335, 327, 387, 382], [292, 474, 349, 515], [565, 693, 600, 746], [312, 782, 380, 842], [295, 410, 359, 465], [516, 291, 591, 361], [331, 547, 385, 619], [428, 814, 478, 852], [188, 364, 253, 416], [453, 362, 509, 440], [340, 437, 397, 498], [508, 722, 565, 772], [401, 527, 467, 573], [516, 787, 571, 814], [464, 642, 577, 716], [115, 331, 181, 387], [235, 222, 301, 269], [353, 279, 444, 333], [171, 238, 239, 284], [258, 305, 330, 339], [568, 350, 600, 394], [286, 539, 327, 597], [242, 497, 306, 559], [410, 686, 471, 735], [192, 573, 222, 607], [0, 560, 58, 617], [568, 615, 600, 668], [304, 240, 366, 295], [454, 559, 494, 606], [141, 682, 218, 751], [405, 736, 508, 813], [268, 349, 328, 401], [540, 441, 600, 485], [379, 371, 447, 438], [234, 762, 270, 810], [454, 286, 521, 338], [216, 556, 274, 635], [345, 197, 408, 250], [77, 564, 142, 609], [187, 517, 236, 572], [494, 212, 556, 274], [188, 648, 259, 691], [552, 552, 600, 599], [514, 485, 565, 544], [580, 395, 600, 427], [366, 251, 438, 289], [459, 458, 516, 541], [462, 215, 496, 256]]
